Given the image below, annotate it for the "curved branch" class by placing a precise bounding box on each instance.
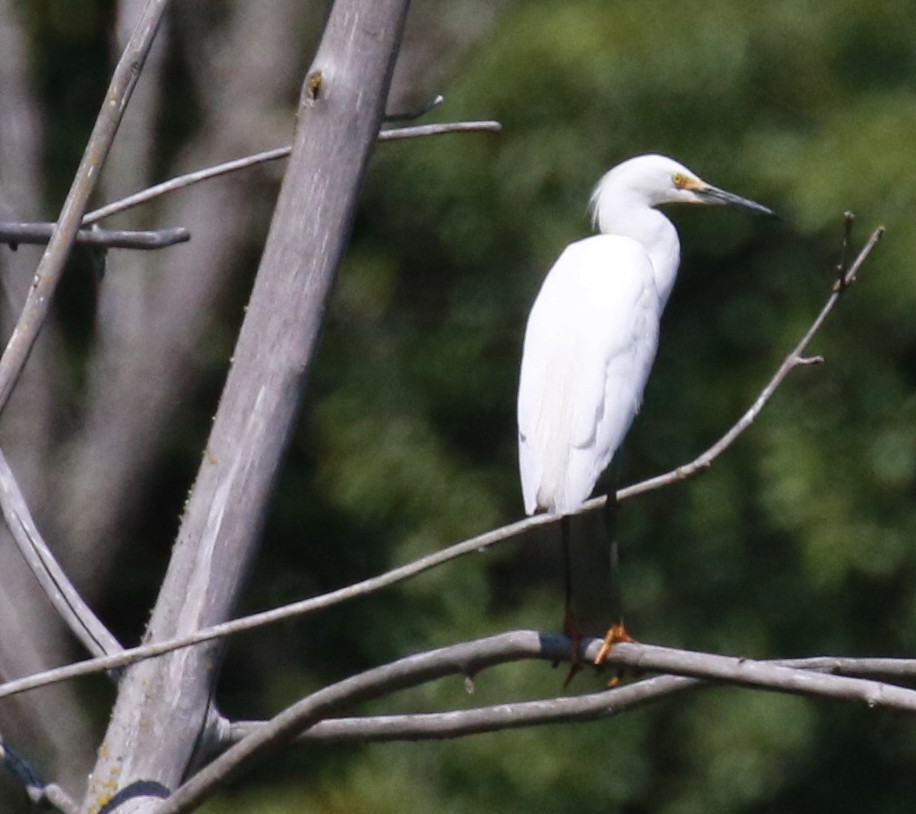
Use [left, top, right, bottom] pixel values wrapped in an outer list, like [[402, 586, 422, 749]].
[[229, 674, 696, 745], [225, 656, 916, 746], [0, 448, 121, 660], [159, 634, 916, 814]]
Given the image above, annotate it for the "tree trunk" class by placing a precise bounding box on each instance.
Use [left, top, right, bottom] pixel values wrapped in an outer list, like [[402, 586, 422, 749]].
[[82, 2, 410, 811]]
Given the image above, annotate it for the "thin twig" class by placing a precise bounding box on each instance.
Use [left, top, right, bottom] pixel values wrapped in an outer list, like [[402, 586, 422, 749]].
[[0, 0, 171, 417], [83, 120, 501, 226], [0, 223, 189, 250], [0, 447, 121, 659], [0, 734, 79, 814]]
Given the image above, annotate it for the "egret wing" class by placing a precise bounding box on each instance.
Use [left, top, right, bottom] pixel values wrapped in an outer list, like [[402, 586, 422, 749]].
[[518, 235, 660, 515]]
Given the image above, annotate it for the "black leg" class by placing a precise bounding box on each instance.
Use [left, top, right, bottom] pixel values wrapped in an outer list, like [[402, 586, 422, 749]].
[[561, 514, 573, 625], [560, 515, 584, 685], [603, 488, 623, 630]]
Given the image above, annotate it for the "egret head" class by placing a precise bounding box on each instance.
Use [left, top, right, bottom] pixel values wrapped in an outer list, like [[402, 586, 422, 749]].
[[590, 154, 774, 223]]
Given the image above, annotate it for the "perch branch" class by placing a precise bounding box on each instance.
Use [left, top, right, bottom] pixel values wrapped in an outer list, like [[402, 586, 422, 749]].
[[0, 447, 121, 659], [158, 635, 916, 814], [82, 120, 501, 226], [0, 0, 171, 415], [0, 223, 189, 250], [228, 650, 916, 746], [225, 653, 916, 747]]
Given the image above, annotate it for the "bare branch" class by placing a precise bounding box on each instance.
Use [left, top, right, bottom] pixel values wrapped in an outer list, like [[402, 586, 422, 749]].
[[227, 652, 916, 747], [82, 147, 291, 226], [0, 447, 121, 659], [606, 642, 916, 710], [152, 632, 602, 814], [0, 0, 171, 415], [4, 618, 916, 740], [0, 513, 558, 701], [229, 674, 696, 745], [82, 120, 500, 226], [0, 734, 79, 814], [612, 223, 884, 501], [0, 223, 190, 250], [158, 634, 916, 813]]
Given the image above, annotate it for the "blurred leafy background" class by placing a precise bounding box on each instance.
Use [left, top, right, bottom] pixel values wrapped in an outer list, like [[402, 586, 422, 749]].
[[3, 0, 916, 812]]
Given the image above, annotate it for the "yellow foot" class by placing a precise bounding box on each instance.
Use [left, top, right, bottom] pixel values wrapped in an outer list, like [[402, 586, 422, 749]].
[[593, 622, 635, 666]]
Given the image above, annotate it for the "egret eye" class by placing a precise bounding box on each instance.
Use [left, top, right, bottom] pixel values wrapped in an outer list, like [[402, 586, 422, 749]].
[[672, 172, 686, 188]]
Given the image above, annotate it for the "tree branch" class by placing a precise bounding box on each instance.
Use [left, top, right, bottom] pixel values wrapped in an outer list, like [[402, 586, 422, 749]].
[[0, 0, 171, 416], [229, 674, 696, 744], [0, 223, 189, 250], [225, 651, 916, 747], [0, 447, 121, 660], [158, 633, 916, 814], [82, 120, 500, 227], [613, 221, 884, 502]]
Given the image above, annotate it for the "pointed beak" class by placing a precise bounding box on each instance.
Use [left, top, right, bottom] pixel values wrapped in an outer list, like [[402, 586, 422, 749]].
[[694, 183, 775, 216]]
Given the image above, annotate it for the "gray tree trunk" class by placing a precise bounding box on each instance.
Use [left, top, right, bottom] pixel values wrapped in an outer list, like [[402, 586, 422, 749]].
[[81, 2, 410, 811]]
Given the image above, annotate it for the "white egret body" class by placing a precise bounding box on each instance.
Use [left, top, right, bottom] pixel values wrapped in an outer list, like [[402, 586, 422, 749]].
[[518, 154, 772, 516]]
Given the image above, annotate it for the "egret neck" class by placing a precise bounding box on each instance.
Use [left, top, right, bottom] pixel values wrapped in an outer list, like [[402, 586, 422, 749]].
[[590, 188, 681, 309]]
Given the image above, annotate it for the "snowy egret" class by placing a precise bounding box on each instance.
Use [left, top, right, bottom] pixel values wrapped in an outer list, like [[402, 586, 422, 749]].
[[516, 153, 773, 659]]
